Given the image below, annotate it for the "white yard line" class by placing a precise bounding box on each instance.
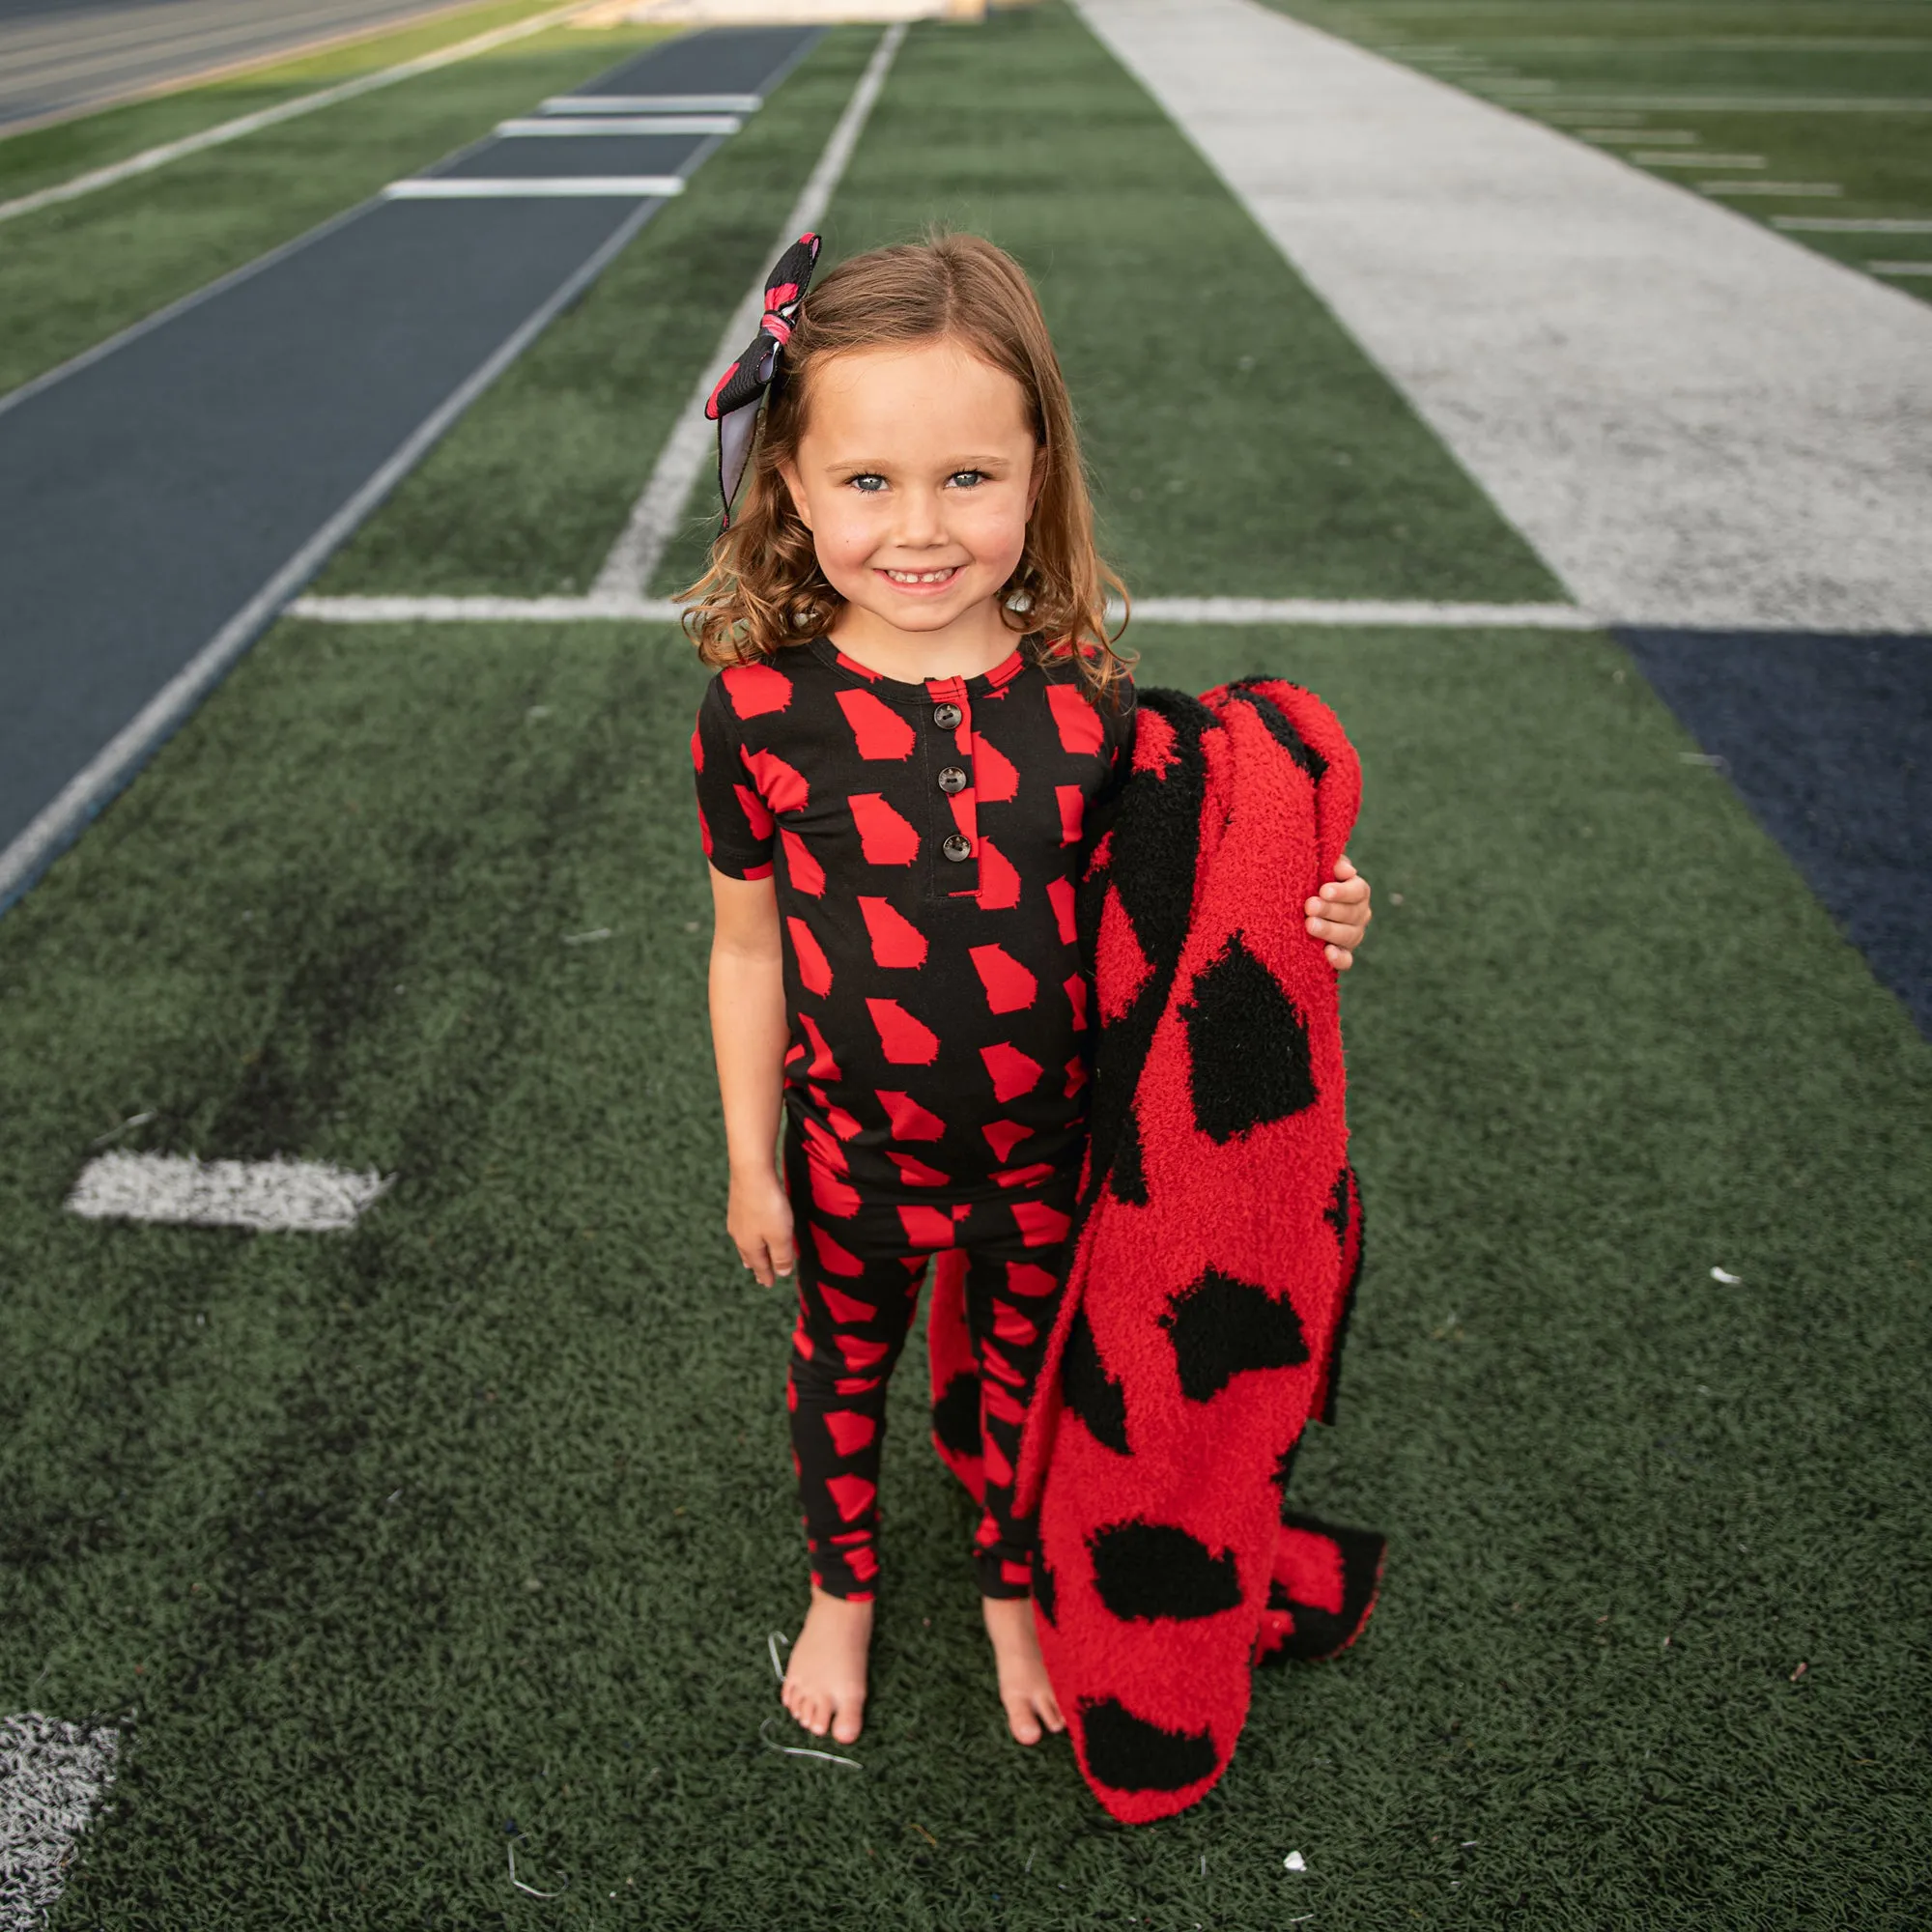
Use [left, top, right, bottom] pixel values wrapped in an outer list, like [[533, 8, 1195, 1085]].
[[1699, 181, 1842, 197], [288, 592, 1598, 626], [384, 175, 686, 195], [0, 187, 665, 906], [1075, 0, 1932, 635], [1871, 261, 1932, 278], [292, 592, 681, 618], [540, 90, 762, 110], [1776, 216, 1932, 234], [589, 20, 908, 601], [495, 113, 741, 132], [1124, 597, 1594, 629], [0, 1714, 119, 1932], [1483, 95, 1932, 113], [1634, 152, 1761, 167], [0, 1, 596, 228], [67, 1152, 391, 1231]]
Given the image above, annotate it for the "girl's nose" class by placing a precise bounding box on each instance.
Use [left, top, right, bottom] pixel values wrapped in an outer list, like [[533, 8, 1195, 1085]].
[[894, 487, 947, 547]]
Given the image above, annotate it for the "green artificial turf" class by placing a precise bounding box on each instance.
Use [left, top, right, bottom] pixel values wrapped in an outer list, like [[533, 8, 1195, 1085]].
[[1, 610, 1926, 1928], [314, 29, 884, 600], [0, 18, 668, 398], [321, 2, 1561, 605], [1269, 0, 1932, 296]]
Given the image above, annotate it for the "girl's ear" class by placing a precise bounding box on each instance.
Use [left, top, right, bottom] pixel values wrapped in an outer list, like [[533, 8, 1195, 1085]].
[[1026, 443, 1047, 518], [777, 459, 815, 532]]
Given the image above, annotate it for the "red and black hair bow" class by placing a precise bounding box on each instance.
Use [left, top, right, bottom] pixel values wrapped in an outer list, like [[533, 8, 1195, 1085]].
[[704, 232, 822, 527]]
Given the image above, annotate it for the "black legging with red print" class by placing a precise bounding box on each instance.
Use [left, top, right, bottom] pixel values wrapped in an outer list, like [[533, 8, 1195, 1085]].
[[695, 634, 1133, 1603], [784, 1136, 1072, 1599]]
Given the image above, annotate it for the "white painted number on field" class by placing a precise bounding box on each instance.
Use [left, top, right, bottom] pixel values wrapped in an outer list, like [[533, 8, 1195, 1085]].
[[0, 1715, 118, 1932], [66, 1152, 390, 1233]]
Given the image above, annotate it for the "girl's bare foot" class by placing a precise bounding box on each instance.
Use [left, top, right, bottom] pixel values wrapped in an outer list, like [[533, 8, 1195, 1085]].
[[781, 1588, 873, 1744], [981, 1595, 1065, 1746]]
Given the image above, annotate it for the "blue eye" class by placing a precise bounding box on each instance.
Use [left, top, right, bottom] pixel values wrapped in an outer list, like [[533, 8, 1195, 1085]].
[[848, 473, 887, 494], [948, 469, 986, 489]]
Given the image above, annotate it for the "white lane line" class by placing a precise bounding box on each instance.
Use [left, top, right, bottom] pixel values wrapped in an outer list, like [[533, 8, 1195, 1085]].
[[1075, 0, 1932, 635], [0, 181, 667, 907], [1699, 180, 1841, 196], [0, 1, 594, 227], [283, 591, 1932, 634], [1585, 128, 1697, 142], [495, 114, 742, 134], [383, 176, 686, 197], [67, 1152, 391, 1232], [1635, 152, 1762, 167], [0, 1715, 119, 1931], [540, 91, 763, 112], [287, 592, 1599, 627], [290, 593, 680, 619], [1776, 216, 1932, 233], [1491, 95, 1932, 113], [1126, 597, 1595, 628], [1871, 261, 1932, 277], [590, 21, 910, 603]]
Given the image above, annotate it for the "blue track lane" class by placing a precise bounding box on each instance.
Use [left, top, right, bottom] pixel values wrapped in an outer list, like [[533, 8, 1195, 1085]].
[[1620, 630, 1932, 1037], [0, 23, 819, 908]]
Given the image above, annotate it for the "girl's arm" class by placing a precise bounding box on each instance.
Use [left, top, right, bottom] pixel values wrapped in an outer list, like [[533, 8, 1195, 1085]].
[[707, 866, 796, 1287]]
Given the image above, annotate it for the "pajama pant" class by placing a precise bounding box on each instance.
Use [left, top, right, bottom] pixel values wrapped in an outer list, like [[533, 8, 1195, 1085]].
[[783, 1131, 1074, 1601]]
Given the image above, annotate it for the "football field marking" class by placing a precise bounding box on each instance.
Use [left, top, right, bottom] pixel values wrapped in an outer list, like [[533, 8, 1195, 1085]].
[[0, 1, 597, 228], [0, 1714, 119, 1930], [1480, 95, 1932, 114], [1635, 153, 1761, 167], [495, 113, 742, 133], [540, 91, 763, 112], [1075, 0, 1932, 635], [287, 591, 1600, 627], [67, 1153, 392, 1232], [1871, 262, 1932, 278], [1700, 181, 1842, 198], [589, 21, 909, 602], [1776, 217, 1932, 234], [384, 175, 687, 196]]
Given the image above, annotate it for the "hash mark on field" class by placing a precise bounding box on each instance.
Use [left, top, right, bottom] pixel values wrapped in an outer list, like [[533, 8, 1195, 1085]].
[[540, 94, 765, 115], [1700, 182, 1842, 197], [67, 1153, 391, 1233], [1870, 261, 1932, 277], [384, 178, 688, 200], [0, 1714, 118, 1931], [1636, 153, 1763, 168], [495, 115, 744, 137], [1776, 216, 1932, 234]]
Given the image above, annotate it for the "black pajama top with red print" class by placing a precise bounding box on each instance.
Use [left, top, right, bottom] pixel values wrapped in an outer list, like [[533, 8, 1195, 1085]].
[[694, 636, 1134, 1600]]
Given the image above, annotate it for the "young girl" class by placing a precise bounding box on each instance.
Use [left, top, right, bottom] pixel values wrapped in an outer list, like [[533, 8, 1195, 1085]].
[[685, 234, 1372, 1750]]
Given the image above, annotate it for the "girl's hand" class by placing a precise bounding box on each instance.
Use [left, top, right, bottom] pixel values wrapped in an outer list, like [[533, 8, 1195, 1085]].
[[1305, 854, 1373, 971], [728, 1165, 797, 1286]]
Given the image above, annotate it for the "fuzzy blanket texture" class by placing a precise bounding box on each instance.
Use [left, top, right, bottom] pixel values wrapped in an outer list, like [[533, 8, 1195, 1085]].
[[929, 678, 1382, 1822]]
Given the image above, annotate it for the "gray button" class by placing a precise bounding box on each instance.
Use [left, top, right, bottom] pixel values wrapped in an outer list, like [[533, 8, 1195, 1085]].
[[942, 833, 973, 863], [937, 766, 968, 795], [932, 701, 963, 729]]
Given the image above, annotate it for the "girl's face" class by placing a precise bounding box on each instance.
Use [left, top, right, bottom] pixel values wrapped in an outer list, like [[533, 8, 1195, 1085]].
[[779, 338, 1044, 644]]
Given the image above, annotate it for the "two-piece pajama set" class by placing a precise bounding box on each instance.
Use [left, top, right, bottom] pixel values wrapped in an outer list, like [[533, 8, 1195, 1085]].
[[694, 635, 1133, 1599]]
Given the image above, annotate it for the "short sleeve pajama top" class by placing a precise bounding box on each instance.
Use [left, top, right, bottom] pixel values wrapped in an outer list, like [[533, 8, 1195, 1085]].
[[693, 636, 1135, 1213]]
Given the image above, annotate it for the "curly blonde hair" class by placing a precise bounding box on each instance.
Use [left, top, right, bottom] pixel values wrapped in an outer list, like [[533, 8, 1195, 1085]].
[[680, 232, 1131, 702]]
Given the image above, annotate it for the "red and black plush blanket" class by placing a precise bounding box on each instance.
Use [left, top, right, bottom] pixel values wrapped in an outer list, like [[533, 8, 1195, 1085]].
[[929, 677, 1383, 1823]]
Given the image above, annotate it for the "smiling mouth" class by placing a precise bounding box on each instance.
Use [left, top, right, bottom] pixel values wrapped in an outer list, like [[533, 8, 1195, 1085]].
[[878, 565, 962, 585]]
